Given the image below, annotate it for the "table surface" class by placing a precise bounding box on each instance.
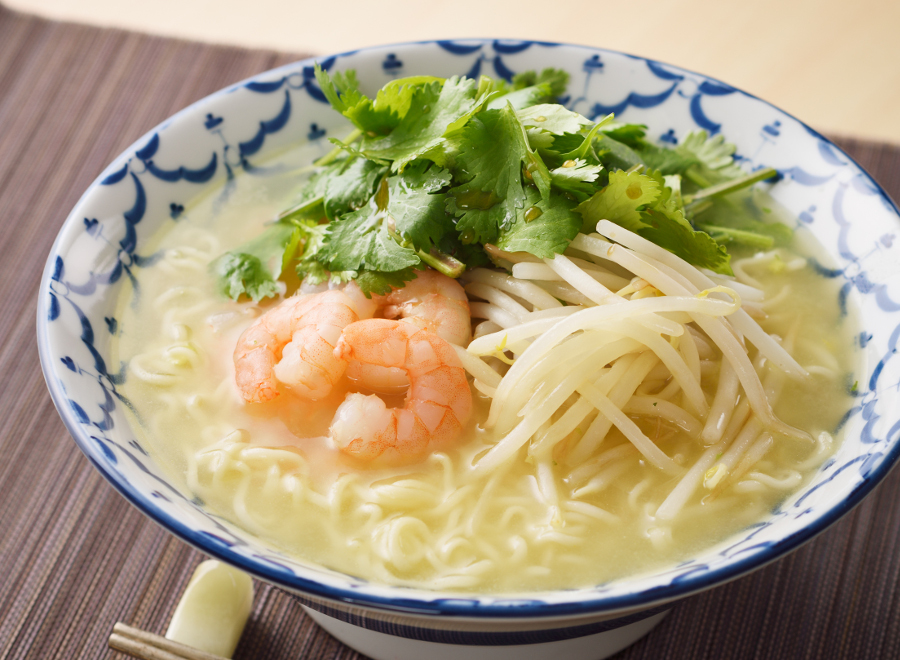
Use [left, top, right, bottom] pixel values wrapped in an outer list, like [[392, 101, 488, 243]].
[[5, 0, 900, 144], [3, 5, 900, 659]]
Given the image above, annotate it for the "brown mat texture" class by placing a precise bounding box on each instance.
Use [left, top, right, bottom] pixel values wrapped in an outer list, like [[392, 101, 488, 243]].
[[1, 5, 899, 659]]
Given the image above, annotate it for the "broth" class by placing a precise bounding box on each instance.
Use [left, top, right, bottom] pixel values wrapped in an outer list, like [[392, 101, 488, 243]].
[[113, 142, 857, 593]]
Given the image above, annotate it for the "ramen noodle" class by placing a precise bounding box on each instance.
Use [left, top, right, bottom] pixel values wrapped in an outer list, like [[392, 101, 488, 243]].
[[114, 141, 856, 593]]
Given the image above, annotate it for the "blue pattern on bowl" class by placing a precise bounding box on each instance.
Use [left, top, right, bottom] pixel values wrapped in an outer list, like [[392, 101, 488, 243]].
[[37, 39, 900, 623]]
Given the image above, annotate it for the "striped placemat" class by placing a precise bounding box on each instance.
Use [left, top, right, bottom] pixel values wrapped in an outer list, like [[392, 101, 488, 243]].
[[1, 5, 899, 658]]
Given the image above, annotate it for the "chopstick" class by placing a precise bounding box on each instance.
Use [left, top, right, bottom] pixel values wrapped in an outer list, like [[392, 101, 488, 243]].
[[108, 623, 229, 660]]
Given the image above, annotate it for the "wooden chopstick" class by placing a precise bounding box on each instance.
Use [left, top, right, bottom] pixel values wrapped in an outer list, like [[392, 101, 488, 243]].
[[109, 623, 229, 660]]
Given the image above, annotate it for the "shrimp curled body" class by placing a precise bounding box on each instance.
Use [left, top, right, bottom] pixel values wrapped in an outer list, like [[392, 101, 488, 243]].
[[234, 284, 377, 402], [381, 269, 471, 346], [347, 270, 471, 395], [234, 270, 471, 402], [331, 319, 473, 461]]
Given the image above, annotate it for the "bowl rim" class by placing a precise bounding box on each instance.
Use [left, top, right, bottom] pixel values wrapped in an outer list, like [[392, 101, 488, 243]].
[[37, 37, 900, 620]]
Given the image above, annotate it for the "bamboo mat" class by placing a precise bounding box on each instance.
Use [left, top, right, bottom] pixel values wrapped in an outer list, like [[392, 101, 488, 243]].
[[2, 5, 900, 659]]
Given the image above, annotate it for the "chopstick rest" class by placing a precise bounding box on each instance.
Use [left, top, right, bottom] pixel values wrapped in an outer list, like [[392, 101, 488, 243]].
[[110, 560, 254, 660], [165, 560, 255, 657]]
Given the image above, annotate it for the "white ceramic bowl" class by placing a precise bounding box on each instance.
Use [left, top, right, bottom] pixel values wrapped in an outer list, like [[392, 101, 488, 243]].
[[37, 40, 900, 660]]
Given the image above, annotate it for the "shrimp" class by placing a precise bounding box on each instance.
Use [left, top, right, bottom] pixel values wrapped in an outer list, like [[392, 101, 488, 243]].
[[331, 319, 473, 461], [381, 269, 471, 346], [233, 283, 377, 402], [346, 269, 472, 395]]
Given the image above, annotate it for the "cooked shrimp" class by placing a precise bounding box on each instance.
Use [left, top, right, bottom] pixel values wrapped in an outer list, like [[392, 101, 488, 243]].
[[331, 319, 473, 461], [381, 269, 471, 346], [345, 269, 472, 395], [234, 284, 377, 402]]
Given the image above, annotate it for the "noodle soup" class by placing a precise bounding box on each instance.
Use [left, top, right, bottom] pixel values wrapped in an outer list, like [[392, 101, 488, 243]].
[[113, 140, 857, 594]]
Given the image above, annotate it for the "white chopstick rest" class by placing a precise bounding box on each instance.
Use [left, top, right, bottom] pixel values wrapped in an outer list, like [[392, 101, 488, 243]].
[[165, 560, 254, 659]]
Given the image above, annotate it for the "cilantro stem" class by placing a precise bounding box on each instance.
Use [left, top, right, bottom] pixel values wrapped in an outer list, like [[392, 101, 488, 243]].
[[697, 224, 775, 250], [684, 167, 778, 204], [314, 128, 363, 167], [385, 215, 466, 278], [417, 247, 466, 278], [684, 165, 712, 189]]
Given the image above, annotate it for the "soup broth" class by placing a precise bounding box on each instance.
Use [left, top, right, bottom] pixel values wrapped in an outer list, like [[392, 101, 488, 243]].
[[114, 142, 857, 593]]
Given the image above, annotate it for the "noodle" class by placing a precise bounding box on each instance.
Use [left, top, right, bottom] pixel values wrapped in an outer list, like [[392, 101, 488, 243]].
[[112, 142, 857, 594]]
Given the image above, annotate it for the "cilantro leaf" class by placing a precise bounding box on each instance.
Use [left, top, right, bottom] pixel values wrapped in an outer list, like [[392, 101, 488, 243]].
[[639, 208, 732, 275], [214, 253, 281, 302], [278, 159, 345, 222], [595, 134, 645, 171], [525, 128, 556, 151], [601, 123, 648, 148], [320, 200, 420, 273], [446, 104, 532, 244], [678, 130, 740, 172], [497, 188, 581, 258], [294, 222, 341, 285], [511, 68, 570, 98], [395, 159, 452, 192], [315, 64, 444, 136], [518, 104, 592, 136], [549, 158, 603, 200], [487, 70, 570, 112], [213, 222, 300, 301], [544, 115, 614, 166], [361, 77, 482, 170], [575, 170, 661, 233], [692, 190, 793, 249], [634, 144, 700, 175], [387, 163, 455, 250], [324, 157, 387, 220], [355, 268, 418, 296]]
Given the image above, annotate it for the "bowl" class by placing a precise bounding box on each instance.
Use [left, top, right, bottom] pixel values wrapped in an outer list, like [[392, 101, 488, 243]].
[[37, 39, 900, 660]]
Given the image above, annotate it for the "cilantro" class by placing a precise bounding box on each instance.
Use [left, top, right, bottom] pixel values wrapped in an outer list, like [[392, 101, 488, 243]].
[[577, 169, 732, 274], [602, 123, 647, 148], [315, 64, 443, 136], [214, 252, 280, 302], [324, 157, 388, 220], [635, 144, 699, 175], [497, 188, 581, 258], [518, 104, 593, 136], [595, 134, 645, 171], [640, 208, 732, 275], [212, 222, 300, 301], [487, 69, 569, 111], [511, 68, 570, 98], [698, 224, 775, 250], [575, 170, 660, 233], [387, 162, 455, 250], [215, 67, 793, 300], [320, 199, 421, 273], [278, 159, 344, 222], [293, 222, 354, 286], [545, 115, 614, 165], [361, 77, 484, 171], [355, 267, 419, 296], [447, 104, 531, 244], [549, 158, 603, 200], [679, 130, 741, 173]]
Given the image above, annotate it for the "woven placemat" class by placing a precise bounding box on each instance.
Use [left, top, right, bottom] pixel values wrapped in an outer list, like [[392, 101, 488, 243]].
[[1, 5, 899, 659]]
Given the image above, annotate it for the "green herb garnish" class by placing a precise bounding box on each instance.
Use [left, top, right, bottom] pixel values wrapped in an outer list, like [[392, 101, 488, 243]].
[[215, 65, 789, 299]]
